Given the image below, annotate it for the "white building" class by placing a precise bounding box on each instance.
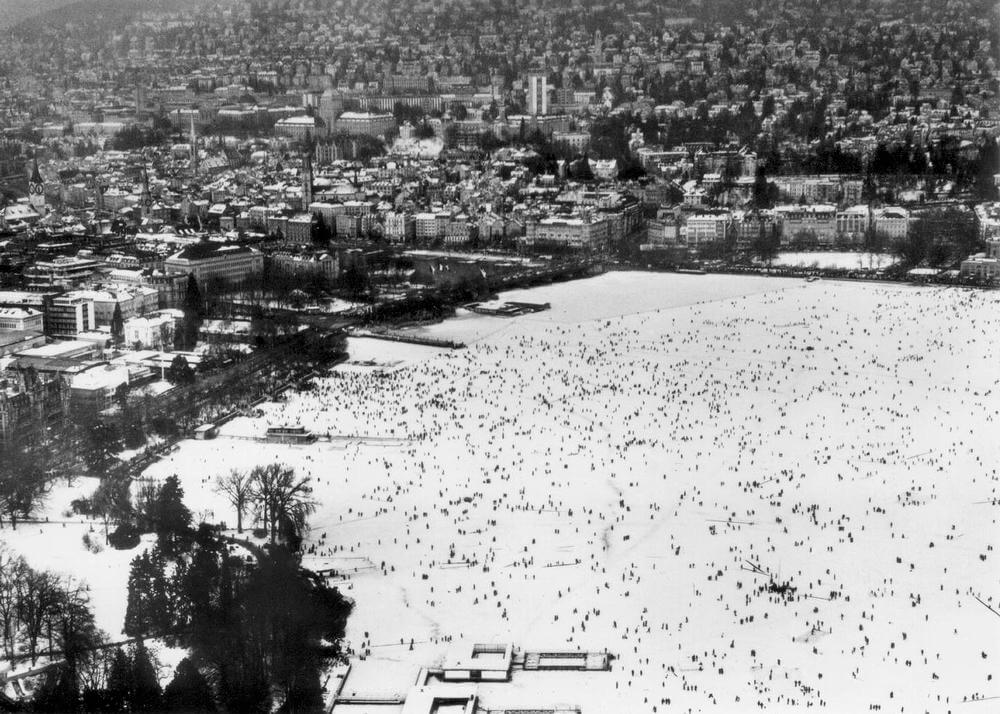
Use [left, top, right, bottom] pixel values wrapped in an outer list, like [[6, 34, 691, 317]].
[[960, 254, 1000, 281], [0, 308, 44, 332], [64, 286, 159, 326], [165, 243, 264, 287], [527, 72, 549, 115], [522, 216, 610, 251], [385, 212, 416, 243], [872, 207, 910, 240], [684, 213, 731, 245], [123, 313, 175, 350], [333, 111, 396, 137], [836, 205, 870, 243]]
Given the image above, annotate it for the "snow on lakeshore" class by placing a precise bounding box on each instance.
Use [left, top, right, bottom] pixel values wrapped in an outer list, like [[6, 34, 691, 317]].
[[141, 273, 1000, 712], [771, 251, 897, 270]]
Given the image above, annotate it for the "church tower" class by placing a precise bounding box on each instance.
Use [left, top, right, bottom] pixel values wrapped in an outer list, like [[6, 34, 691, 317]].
[[301, 150, 313, 211], [189, 115, 199, 175], [28, 158, 45, 214], [139, 167, 153, 218]]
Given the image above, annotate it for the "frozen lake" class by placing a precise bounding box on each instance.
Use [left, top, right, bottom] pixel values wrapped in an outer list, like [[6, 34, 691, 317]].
[[13, 271, 999, 712]]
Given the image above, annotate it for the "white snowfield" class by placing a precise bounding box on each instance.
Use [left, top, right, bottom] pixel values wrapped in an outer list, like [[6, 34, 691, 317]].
[[770, 252, 898, 270], [7, 272, 999, 712]]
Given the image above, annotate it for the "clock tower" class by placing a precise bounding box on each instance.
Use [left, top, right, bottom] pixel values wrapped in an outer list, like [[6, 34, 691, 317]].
[[28, 158, 45, 214]]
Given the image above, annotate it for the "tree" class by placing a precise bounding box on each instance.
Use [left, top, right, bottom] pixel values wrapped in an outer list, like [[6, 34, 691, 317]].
[[124, 549, 173, 637], [751, 167, 773, 208], [17, 568, 60, 664], [166, 355, 196, 386], [900, 206, 980, 267], [131, 641, 163, 712], [751, 222, 781, 266], [145, 475, 193, 554], [249, 464, 316, 545], [110, 303, 125, 346], [88, 477, 134, 544], [414, 120, 436, 140], [163, 657, 215, 713], [0, 546, 27, 658], [104, 642, 162, 712], [177, 274, 204, 350], [215, 469, 253, 533], [0, 446, 50, 529]]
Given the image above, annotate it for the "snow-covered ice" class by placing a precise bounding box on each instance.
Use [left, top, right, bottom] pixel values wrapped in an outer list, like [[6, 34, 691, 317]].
[[144, 273, 1000, 711], [8, 271, 1000, 711]]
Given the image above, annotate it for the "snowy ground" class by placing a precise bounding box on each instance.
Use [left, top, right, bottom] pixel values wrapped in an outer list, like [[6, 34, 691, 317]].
[[6, 271, 999, 711], [142, 272, 1000, 711], [770, 252, 897, 270]]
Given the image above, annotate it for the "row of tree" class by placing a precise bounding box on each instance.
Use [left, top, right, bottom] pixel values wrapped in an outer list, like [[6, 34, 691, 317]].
[[213, 463, 316, 546], [0, 546, 98, 666]]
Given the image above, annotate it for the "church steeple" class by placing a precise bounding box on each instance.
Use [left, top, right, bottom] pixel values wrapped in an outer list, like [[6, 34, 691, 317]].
[[139, 167, 153, 218], [189, 115, 199, 175], [301, 149, 313, 211], [28, 157, 45, 213]]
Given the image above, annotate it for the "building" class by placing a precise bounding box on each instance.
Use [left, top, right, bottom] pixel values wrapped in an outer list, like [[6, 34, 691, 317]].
[[442, 643, 514, 682], [270, 251, 339, 281], [775, 204, 838, 246], [0, 308, 44, 332], [45, 296, 96, 338], [0, 372, 68, 450], [522, 216, 610, 251], [960, 254, 1000, 281], [123, 314, 175, 350], [552, 131, 591, 153], [63, 286, 159, 326], [385, 212, 416, 243], [70, 365, 134, 414], [274, 115, 329, 141], [23, 255, 104, 290], [335, 214, 363, 240], [301, 151, 314, 211], [527, 71, 549, 115], [164, 243, 264, 287], [415, 212, 446, 242], [836, 205, 870, 244], [734, 211, 779, 253], [333, 111, 396, 137], [286, 213, 315, 243], [642, 214, 683, 251], [27, 158, 45, 215], [872, 207, 910, 240], [684, 213, 731, 246], [444, 218, 477, 246], [0, 331, 47, 357]]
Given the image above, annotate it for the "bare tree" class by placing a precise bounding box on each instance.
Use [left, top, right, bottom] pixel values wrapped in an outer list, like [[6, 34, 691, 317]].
[[0, 546, 27, 658], [249, 463, 316, 544], [17, 569, 60, 664], [90, 477, 134, 543], [214, 469, 254, 533], [0, 447, 50, 529]]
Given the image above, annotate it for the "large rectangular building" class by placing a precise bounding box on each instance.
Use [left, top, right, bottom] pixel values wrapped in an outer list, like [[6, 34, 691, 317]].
[[333, 112, 396, 137], [46, 296, 96, 338], [0, 308, 43, 332], [164, 243, 264, 287], [522, 216, 611, 251]]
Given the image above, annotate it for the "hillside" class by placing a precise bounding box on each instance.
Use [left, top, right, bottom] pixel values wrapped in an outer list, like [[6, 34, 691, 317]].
[[0, 0, 80, 29]]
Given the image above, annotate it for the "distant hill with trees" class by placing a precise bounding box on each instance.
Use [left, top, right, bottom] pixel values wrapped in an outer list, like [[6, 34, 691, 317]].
[[4, 0, 204, 32]]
